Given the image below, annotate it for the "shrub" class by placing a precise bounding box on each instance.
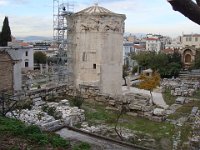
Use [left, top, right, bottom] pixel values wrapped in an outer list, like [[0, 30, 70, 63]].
[[73, 142, 91, 150], [49, 134, 70, 148], [72, 96, 84, 109]]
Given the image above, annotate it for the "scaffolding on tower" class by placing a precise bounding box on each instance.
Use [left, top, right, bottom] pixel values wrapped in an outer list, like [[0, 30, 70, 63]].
[[53, 0, 74, 85]]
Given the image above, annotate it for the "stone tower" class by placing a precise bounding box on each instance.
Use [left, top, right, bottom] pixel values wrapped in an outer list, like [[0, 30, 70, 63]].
[[67, 4, 126, 95]]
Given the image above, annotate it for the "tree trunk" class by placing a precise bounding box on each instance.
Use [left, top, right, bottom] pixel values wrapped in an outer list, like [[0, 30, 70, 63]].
[[123, 77, 127, 86], [167, 0, 200, 25], [149, 90, 153, 105], [114, 111, 124, 141]]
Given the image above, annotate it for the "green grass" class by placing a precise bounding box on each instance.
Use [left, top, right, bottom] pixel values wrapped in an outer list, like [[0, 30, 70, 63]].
[[122, 116, 174, 140], [180, 123, 192, 145], [162, 88, 177, 105], [167, 100, 200, 120], [0, 116, 69, 149], [82, 102, 175, 140], [72, 142, 91, 150], [82, 102, 117, 124], [193, 89, 200, 99]]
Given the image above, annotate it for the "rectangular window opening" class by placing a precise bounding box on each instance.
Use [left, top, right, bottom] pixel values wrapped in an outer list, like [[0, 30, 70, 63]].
[[25, 51, 28, 56], [93, 64, 96, 69], [82, 52, 87, 61], [25, 62, 29, 67]]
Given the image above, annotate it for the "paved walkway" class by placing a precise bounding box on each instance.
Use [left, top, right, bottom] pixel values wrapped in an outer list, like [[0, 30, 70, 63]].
[[122, 86, 169, 109], [57, 128, 137, 150]]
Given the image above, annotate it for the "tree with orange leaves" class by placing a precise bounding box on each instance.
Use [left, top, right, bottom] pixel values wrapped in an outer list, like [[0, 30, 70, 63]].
[[139, 71, 160, 104]]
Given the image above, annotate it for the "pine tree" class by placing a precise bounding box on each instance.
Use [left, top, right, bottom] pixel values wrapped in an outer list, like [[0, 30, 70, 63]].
[[0, 16, 12, 46]]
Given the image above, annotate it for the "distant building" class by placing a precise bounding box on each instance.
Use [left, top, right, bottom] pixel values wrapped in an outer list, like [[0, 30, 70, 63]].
[[145, 34, 171, 52], [181, 34, 200, 48], [33, 42, 51, 51], [180, 47, 198, 69], [161, 48, 175, 54], [8, 42, 34, 71], [123, 42, 134, 58], [46, 44, 58, 57], [178, 34, 200, 68], [125, 34, 136, 42], [165, 42, 183, 50], [146, 37, 161, 53], [134, 44, 146, 53]]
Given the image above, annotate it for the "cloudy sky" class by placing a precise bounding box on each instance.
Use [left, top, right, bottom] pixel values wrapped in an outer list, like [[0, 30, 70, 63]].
[[0, 0, 199, 38]]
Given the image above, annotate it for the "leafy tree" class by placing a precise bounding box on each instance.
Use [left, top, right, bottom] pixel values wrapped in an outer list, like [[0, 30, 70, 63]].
[[132, 52, 182, 78], [132, 52, 153, 69], [139, 72, 160, 104], [0, 16, 12, 46], [34, 51, 47, 65], [193, 51, 200, 69], [167, 0, 200, 25]]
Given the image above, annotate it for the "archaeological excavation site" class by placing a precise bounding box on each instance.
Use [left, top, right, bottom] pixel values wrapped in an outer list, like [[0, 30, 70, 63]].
[[1, 0, 200, 150]]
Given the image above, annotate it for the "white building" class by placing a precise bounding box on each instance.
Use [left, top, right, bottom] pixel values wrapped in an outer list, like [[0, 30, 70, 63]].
[[67, 4, 126, 95], [181, 34, 200, 48], [146, 38, 161, 53], [123, 42, 134, 58], [8, 42, 34, 71]]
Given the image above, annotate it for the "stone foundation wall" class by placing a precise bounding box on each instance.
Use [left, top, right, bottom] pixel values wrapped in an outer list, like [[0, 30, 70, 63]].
[[9, 84, 164, 122], [0, 52, 13, 93]]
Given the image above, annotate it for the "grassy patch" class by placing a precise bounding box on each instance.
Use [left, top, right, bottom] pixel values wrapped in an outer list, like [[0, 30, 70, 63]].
[[193, 89, 200, 99], [0, 116, 69, 149], [82, 102, 117, 125], [72, 142, 91, 150], [180, 123, 192, 145], [122, 116, 174, 140], [162, 88, 177, 105], [82, 102, 174, 140], [167, 100, 200, 120]]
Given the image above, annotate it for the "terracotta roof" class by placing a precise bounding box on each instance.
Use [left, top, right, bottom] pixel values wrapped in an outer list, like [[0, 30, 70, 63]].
[[134, 45, 145, 49], [146, 38, 159, 41], [162, 48, 174, 54], [19, 42, 30, 47]]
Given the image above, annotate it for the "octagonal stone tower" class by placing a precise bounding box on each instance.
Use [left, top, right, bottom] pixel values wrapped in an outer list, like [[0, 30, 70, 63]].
[[67, 4, 126, 95]]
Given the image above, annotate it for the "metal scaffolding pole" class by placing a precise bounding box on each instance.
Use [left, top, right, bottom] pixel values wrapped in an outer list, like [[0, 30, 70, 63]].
[[53, 0, 74, 85]]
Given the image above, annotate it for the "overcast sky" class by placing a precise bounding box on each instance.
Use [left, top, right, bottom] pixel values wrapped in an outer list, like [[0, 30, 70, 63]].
[[0, 0, 199, 38]]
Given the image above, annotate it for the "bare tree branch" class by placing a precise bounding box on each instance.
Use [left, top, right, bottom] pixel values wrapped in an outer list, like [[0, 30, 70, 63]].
[[167, 0, 200, 25]]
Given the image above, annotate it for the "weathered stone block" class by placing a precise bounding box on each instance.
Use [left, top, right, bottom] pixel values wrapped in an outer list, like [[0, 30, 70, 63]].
[[153, 108, 165, 116], [129, 104, 142, 111], [127, 112, 138, 117], [109, 100, 115, 106]]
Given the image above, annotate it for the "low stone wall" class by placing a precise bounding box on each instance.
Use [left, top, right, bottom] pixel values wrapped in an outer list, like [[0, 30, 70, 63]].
[[162, 78, 200, 97], [10, 84, 166, 122]]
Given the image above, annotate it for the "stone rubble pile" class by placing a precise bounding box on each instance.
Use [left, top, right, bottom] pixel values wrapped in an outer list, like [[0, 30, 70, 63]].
[[162, 78, 200, 97], [106, 93, 166, 122], [189, 108, 200, 149], [6, 108, 57, 127], [46, 99, 85, 126], [80, 122, 135, 140], [6, 98, 85, 131]]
